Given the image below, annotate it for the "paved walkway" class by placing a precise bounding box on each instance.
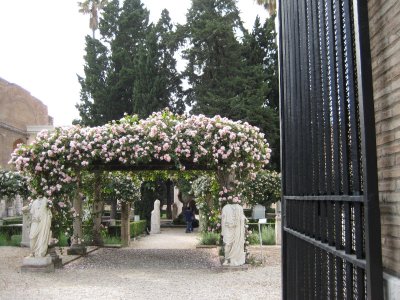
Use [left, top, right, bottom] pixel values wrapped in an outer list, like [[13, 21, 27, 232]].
[[131, 227, 200, 249], [0, 228, 281, 300]]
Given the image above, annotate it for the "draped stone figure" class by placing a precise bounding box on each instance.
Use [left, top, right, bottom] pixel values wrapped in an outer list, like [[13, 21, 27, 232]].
[[151, 199, 161, 234], [29, 198, 52, 257], [221, 204, 246, 266]]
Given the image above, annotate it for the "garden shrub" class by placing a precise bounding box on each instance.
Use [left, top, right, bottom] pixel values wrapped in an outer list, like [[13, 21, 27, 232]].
[[248, 226, 275, 245], [199, 231, 220, 245]]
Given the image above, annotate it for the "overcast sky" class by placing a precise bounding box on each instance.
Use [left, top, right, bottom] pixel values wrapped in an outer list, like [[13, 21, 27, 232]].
[[0, 0, 267, 126]]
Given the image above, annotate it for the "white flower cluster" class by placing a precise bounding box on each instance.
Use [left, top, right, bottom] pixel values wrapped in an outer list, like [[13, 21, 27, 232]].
[[10, 110, 270, 202]]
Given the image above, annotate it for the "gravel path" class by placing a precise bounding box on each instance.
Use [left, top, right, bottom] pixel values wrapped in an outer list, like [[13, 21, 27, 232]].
[[0, 228, 281, 300]]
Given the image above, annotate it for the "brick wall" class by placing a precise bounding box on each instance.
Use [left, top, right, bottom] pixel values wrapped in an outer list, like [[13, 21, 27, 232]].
[[369, 0, 400, 276]]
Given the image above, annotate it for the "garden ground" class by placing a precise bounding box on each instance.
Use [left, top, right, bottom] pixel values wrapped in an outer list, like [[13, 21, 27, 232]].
[[0, 228, 281, 300]]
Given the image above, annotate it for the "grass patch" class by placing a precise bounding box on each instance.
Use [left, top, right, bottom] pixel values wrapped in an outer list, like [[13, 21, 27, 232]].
[[0, 233, 8, 246], [199, 231, 220, 245], [103, 235, 121, 245]]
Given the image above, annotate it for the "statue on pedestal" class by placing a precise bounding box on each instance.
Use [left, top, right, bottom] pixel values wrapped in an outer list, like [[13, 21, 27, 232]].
[[29, 198, 52, 257], [151, 199, 161, 234], [221, 204, 246, 266]]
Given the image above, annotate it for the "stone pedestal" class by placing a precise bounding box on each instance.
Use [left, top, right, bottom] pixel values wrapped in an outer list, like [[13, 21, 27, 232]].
[[7, 207, 14, 217], [15, 195, 23, 215], [0, 198, 6, 218], [275, 214, 281, 245], [150, 200, 161, 234], [67, 244, 87, 256], [21, 206, 31, 247], [48, 245, 62, 268], [21, 256, 54, 273]]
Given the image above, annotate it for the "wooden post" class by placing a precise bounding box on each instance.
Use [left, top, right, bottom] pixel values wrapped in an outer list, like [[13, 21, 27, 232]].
[[67, 171, 87, 255], [121, 201, 130, 247], [92, 171, 104, 246]]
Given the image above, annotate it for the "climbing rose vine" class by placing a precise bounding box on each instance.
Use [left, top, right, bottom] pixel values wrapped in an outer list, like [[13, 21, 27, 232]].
[[10, 110, 271, 203]]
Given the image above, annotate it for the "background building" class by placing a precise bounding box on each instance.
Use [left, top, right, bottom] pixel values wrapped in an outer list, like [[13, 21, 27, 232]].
[[0, 77, 54, 170]]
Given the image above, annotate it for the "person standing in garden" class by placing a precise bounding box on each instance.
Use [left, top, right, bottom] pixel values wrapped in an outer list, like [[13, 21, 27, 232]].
[[184, 206, 194, 233]]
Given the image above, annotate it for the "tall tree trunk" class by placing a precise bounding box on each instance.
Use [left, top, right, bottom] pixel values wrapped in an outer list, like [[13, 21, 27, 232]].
[[166, 180, 172, 219], [121, 201, 130, 247], [92, 171, 104, 246]]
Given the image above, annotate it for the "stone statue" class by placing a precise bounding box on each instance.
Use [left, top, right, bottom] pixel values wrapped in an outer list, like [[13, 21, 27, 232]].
[[172, 202, 178, 220], [221, 204, 246, 266], [29, 198, 52, 257], [151, 199, 161, 234]]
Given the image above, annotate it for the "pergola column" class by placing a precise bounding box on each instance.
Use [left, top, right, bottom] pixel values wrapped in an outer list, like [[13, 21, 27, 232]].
[[92, 171, 104, 246], [67, 172, 87, 255], [121, 201, 130, 247]]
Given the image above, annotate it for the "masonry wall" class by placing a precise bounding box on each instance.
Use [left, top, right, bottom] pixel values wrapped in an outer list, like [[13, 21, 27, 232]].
[[369, 0, 400, 277]]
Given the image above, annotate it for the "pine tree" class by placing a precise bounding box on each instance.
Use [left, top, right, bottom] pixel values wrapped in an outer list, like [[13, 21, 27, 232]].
[[132, 9, 184, 118], [76, 36, 110, 126], [76, 1, 184, 125]]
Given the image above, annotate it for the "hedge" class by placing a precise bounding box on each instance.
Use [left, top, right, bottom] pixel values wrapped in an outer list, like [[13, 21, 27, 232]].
[[0, 225, 22, 238], [130, 220, 147, 238], [106, 220, 147, 238]]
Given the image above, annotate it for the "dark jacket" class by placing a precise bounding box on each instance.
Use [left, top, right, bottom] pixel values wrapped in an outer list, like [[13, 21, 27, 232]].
[[184, 209, 194, 222]]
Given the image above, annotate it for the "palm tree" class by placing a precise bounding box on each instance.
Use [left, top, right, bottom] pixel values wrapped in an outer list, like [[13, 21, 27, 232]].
[[255, 0, 276, 14], [78, 0, 108, 38]]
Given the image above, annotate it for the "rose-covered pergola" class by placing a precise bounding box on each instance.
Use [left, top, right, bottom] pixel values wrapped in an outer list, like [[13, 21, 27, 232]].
[[11, 110, 271, 255]]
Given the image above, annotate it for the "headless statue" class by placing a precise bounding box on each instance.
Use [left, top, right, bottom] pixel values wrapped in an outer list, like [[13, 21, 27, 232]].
[[221, 204, 246, 266], [29, 198, 52, 257], [151, 199, 161, 234]]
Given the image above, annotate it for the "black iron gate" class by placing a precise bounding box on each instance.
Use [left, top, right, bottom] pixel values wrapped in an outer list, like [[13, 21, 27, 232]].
[[278, 0, 383, 299]]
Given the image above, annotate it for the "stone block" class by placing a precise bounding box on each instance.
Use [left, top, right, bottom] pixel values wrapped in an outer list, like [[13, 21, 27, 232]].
[[383, 272, 400, 300], [67, 244, 87, 256], [21, 256, 54, 273]]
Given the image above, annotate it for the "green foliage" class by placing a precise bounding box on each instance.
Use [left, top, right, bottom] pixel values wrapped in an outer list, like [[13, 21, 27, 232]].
[[10, 235, 22, 246], [0, 170, 29, 199], [0, 234, 22, 246], [134, 180, 165, 227], [191, 175, 221, 233], [199, 231, 220, 245], [57, 234, 69, 247], [102, 172, 142, 203], [248, 225, 275, 245], [241, 170, 281, 207], [0, 233, 8, 246], [76, 0, 183, 126], [183, 2, 280, 170], [0, 225, 22, 239]]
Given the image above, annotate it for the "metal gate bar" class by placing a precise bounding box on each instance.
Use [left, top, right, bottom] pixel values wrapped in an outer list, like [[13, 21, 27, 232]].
[[278, 0, 383, 298]]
